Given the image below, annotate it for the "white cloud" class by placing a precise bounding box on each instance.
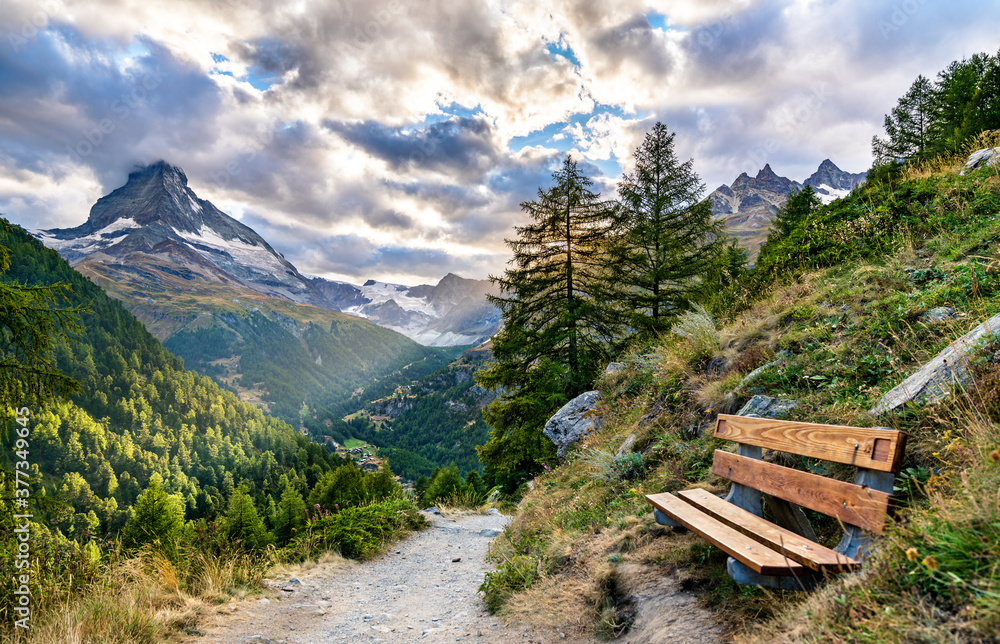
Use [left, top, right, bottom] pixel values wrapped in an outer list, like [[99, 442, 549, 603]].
[[1, 0, 999, 282]]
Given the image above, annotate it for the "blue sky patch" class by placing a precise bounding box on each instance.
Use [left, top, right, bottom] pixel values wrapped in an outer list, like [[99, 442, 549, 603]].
[[545, 40, 581, 67], [644, 11, 669, 31]]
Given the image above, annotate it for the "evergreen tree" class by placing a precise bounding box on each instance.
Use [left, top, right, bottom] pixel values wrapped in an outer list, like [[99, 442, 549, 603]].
[[0, 221, 81, 421], [463, 470, 486, 502], [421, 463, 463, 506], [476, 156, 618, 480], [872, 75, 935, 164], [609, 122, 726, 338], [962, 51, 1000, 139], [929, 54, 991, 156], [365, 462, 400, 501], [272, 481, 306, 544], [119, 480, 183, 554], [772, 185, 821, 238], [219, 486, 272, 552], [755, 185, 822, 278]]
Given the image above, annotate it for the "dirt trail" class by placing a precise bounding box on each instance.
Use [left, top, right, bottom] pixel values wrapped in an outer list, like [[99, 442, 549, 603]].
[[195, 510, 725, 644]]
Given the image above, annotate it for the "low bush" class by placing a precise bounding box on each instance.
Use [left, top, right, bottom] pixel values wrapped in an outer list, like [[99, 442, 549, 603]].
[[479, 554, 541, 613], [282, 498, 427, 562]]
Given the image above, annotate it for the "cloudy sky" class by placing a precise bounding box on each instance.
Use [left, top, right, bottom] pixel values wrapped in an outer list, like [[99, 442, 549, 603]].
[[1, 0, 998, 285]]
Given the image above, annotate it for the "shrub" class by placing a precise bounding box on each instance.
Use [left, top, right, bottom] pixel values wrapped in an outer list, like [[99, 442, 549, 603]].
[[479, 555, 540, 613], [284, 498, 427, 561]]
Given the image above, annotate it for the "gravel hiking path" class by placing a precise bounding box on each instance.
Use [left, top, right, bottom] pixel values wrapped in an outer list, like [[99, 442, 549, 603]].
[[195, 510, 724, 644]]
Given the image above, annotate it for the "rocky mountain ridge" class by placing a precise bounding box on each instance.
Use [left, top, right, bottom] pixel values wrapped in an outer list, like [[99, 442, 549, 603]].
[[709, 159, 867, 260], [32, 160, 499, 347]]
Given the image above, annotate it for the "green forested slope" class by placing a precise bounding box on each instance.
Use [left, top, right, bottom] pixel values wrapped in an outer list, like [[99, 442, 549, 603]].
[[0, 222, 346, 539], [349, 346, 496, 479]]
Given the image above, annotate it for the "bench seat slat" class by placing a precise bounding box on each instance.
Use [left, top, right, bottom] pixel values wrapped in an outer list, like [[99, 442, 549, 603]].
[[715, 414, 906, 472], [645, 492, 807, 576], [712, 451, 893, 533], [676, 488, 861, 573]]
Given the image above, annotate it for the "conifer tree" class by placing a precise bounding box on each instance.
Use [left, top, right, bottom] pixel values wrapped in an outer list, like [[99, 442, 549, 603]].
[[1, 221, 81, 421], [477, 156, 619, 482], [962, 51, 1000, 139], [929, 54, 991, 155], [755, 185, 822, 278], [273, 481, 306, 544], [120, 480, 183, 554], [609, 122, 726, 338], [872, 75, 935, 164], [219, 486, 273, 552]]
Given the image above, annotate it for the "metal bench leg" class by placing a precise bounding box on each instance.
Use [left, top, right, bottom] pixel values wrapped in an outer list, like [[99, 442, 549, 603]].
[[653, 508, 682, 527]]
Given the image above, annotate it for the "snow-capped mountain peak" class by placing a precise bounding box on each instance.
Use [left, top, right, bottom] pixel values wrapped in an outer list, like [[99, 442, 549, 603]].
[[32, 161, 325, 306]]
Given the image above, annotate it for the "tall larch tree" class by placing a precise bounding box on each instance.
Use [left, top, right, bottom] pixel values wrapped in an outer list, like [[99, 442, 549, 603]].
[[872, 75, 935, 164], [609, 122, 726, 339], [476, 156, 619, 486]]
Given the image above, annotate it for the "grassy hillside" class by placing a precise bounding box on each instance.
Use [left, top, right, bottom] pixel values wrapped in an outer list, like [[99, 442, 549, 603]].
[[481, 151, 1000, 641]]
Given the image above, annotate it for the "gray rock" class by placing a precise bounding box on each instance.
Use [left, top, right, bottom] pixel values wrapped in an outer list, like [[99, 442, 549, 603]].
[[543, 391, 602, 459], [478, 529, 500, 538], [737, 394, 798, 419], [615, 433, 637, 458], [606, 362, 626, 374], [288, 577, 301, 585], [870, 311, 1000, 415], [487, 508, 502, 516], [960, 147, 1000, 175], [921, 306, 957, 323]]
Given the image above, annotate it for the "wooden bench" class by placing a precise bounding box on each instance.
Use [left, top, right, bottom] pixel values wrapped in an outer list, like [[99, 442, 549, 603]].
[[645, 413, 906, 590]]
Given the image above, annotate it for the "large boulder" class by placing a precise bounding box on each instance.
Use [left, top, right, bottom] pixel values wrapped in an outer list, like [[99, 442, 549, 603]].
[[870, 311, 1000, 415], [960, 147, 1000, 175], [543, 391, 602, 459]]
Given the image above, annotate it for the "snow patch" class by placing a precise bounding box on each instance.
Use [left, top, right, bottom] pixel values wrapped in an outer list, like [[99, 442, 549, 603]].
[[33, 218, 141, 254], [173, 225, 287, 274], [353, 281, 437, 317], [814, 184, 851, 204]]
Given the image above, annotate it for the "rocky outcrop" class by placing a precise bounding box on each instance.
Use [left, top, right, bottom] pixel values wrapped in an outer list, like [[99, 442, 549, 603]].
[[869, 312, 1000, 415], [543, 391, 602, 459], [736, 394, 798, 419], [960, 147, 1000, 175], [920, 306, 957, 324]]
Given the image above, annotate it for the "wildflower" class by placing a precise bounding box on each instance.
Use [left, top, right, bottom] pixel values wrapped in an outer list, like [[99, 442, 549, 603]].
[[922, 555, 938, 571], [905, 547, 919, 562]]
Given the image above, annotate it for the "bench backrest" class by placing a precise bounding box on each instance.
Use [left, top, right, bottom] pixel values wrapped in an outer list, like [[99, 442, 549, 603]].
[[713, 414, 907, 534]]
